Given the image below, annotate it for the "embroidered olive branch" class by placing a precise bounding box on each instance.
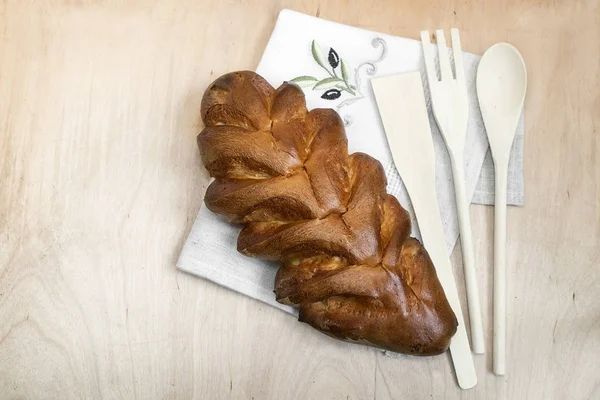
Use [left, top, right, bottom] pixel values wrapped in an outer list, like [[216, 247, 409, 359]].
[[290, 40, 356, 100]]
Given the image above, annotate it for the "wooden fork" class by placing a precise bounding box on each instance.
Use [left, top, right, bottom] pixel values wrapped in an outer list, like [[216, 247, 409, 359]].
[[420, 29, 485, 354]]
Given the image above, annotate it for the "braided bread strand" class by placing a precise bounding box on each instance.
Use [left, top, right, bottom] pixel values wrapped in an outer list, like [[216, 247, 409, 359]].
[[198, 71, 457, 355]]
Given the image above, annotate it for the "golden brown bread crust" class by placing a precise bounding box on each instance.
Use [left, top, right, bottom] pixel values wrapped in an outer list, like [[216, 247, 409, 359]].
[[198, 71, 458, 355]]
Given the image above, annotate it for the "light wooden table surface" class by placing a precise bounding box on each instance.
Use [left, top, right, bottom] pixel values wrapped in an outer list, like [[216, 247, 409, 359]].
[[1, 1, 599, 399]]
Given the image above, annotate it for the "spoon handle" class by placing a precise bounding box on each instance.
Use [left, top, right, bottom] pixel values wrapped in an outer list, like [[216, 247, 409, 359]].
[[493, 161, 509, 376], [450, 157, 485, 354]]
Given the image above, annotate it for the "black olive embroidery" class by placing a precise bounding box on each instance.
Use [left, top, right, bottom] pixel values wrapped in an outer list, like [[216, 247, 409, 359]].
[[321, 89, 342, 100]]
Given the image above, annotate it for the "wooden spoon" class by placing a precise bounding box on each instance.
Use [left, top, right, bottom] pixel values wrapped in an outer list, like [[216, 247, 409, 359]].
[[476, 43, 527, 376]]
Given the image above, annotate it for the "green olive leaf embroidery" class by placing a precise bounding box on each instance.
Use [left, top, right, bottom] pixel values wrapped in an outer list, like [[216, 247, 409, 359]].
[[290, 76, 318, 87], [341, 60, 351, 89], [313, 77, 341, 90], [311, 40, 329, 73]]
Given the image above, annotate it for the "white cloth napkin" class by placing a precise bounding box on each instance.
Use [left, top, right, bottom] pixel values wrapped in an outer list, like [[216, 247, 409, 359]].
[[177, 9, 525, 317]]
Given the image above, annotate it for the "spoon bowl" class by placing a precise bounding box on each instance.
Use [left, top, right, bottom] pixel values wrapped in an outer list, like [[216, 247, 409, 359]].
[[477, 43, 527, 161]]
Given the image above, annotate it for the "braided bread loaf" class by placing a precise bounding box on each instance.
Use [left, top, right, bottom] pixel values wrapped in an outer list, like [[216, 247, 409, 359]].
[[198, 71, 457, 355]]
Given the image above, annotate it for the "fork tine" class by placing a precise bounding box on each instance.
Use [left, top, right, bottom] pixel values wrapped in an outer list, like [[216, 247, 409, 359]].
[[420, 31, 438, 83], [451, 28, 465, 82], [436, 30, 453, 81]]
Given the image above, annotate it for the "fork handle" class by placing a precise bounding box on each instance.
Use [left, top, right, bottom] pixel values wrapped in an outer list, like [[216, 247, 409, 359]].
[[450, 157, 486, 355]]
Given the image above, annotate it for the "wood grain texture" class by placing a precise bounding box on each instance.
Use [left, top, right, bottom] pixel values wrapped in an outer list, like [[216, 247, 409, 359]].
[[0, 0, 598, 399]]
